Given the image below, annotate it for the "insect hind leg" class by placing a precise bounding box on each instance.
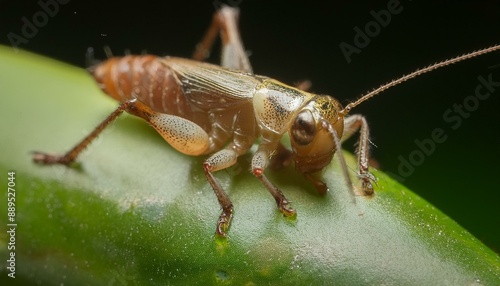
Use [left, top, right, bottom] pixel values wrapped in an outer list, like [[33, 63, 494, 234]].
[[192, 6, 253, 73], [123, 100, 211, 156], [32, 100, 132, 165]]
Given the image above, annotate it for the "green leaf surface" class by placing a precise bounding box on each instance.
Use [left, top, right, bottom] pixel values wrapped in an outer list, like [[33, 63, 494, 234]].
[[0, 46, 499, 285]]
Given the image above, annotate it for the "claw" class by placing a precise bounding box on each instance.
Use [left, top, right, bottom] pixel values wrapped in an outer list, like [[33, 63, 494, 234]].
[[362, 181, 374, 195], [304, 172, 328, 196], [32, 151, 71, 165], [359, 172, 376, 195], [216, 207, 234, 238], [279, 203, 296, 219], [277, 197, 297, 218]]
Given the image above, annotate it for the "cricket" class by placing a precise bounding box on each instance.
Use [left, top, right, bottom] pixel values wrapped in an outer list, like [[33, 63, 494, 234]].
[[32, 7, 499, 237]]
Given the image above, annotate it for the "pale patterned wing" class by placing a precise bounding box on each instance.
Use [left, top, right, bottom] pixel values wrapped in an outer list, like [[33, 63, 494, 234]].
[[161, 57, 265, 110]]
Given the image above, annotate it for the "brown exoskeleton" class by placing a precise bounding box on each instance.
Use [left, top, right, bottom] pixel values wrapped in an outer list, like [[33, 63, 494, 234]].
[[32, 7, 500, 237]]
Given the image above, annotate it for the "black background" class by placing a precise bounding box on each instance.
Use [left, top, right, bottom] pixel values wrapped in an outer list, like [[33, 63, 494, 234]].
[[1, 0, 499, 251]]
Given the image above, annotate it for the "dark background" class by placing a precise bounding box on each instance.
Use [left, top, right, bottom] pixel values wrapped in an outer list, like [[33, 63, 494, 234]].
[[1, 0, 499, 251]]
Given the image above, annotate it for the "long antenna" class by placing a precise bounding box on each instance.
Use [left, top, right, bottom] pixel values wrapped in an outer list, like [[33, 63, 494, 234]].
[[340, 44, 500, 115]]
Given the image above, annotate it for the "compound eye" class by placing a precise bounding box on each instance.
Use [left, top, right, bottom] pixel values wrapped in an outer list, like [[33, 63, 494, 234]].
[[291, 110, 316, 146]]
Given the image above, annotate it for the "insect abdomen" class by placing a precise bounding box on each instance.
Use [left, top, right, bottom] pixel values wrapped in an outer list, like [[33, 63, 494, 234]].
[[92, 55, 194, 118]]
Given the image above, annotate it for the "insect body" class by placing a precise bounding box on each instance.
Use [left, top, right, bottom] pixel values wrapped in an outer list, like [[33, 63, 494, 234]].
[[32, 7, 500, 237]]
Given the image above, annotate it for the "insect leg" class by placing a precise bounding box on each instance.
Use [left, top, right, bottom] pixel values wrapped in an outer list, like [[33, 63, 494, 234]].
[[32, 100, 133, 165], [342, 114, 375, 195], [252, 149, 296, 217], [192, 9, 220, 62], [132, 101, 258, 237], [121, 100, 236, 236], [192, 6, 253, 73], [33, 98, 213, 165], [122, 100, 210, 156], [203, 148, 242, 237]]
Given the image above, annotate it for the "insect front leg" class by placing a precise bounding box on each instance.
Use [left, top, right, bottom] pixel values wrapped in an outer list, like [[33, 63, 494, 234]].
[[252, 147, 296, 218], [342, 114, 375, 195]]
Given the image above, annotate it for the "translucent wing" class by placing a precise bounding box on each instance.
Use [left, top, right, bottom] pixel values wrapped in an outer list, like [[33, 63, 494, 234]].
[[161, 57, 265, 110]]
